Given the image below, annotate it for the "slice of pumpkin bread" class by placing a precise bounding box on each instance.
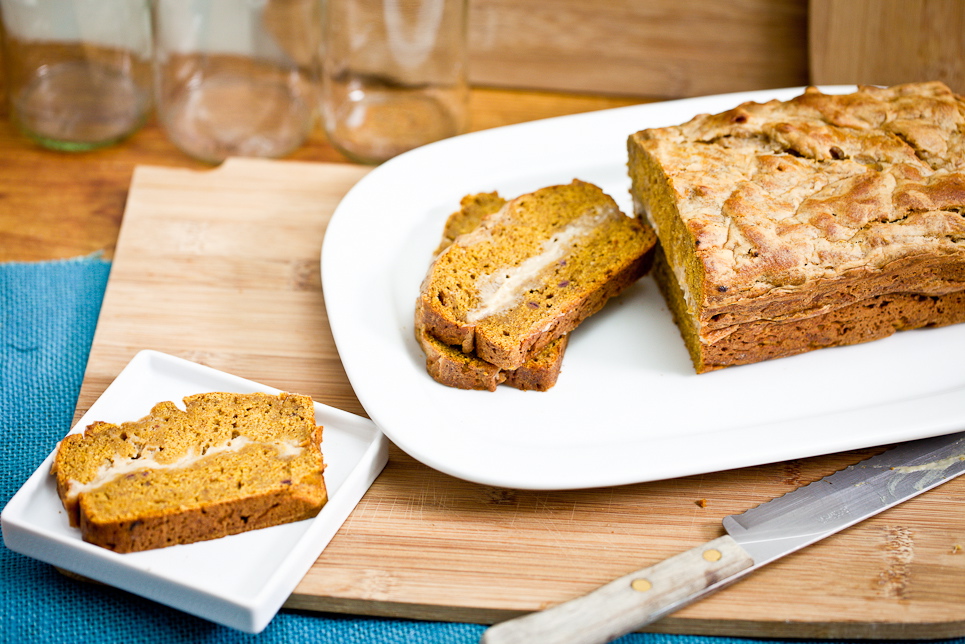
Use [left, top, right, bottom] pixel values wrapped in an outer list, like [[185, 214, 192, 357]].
[[418, 180, 657, 370], [418, 191, 570, 391], [51, 392, 327, 553]]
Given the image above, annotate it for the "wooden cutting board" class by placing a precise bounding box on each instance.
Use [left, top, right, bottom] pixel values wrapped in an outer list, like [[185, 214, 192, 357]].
[[75, 158, 965, 638]]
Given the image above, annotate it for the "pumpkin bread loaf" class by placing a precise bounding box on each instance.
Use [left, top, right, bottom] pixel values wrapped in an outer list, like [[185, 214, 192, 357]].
[[628, 82, 965, 372], [51, 392, 327, 553], [418, 180, 657, 371]]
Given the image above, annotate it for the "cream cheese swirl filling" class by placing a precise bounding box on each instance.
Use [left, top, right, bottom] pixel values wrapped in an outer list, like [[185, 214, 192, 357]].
[[466, 205, 615, 323], [65, 436, 305, 502]]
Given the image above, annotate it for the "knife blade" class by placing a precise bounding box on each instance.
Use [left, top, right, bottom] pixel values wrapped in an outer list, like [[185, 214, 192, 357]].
[[480, 430, 965, 644]]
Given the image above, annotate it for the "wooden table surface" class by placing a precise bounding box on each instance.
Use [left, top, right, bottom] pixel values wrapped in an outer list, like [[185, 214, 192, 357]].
[[0, 88, 649, 263]]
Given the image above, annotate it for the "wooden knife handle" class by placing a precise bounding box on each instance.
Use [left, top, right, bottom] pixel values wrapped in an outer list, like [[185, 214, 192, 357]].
[[480, 535, 754, 644]]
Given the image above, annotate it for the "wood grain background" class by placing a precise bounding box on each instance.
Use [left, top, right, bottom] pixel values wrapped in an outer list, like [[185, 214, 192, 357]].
[[468, 0, 809, 98], [466, 0, 965, 97], [2, 0, 962, 101], [809, 0, 965, 93]]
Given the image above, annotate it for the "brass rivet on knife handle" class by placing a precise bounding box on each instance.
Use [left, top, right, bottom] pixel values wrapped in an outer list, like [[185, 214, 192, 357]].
[[702, 548, 722, 562], [630, 578, 652, 592]]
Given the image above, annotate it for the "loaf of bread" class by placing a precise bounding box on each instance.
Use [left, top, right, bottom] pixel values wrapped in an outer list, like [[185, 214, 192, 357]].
[[418, 180, 657, 371], [628, 82, 965, 372], [51, 392, 327, 553]]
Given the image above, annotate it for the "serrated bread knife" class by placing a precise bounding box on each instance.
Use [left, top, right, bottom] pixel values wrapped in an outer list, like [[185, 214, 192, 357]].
[[481, 431, 965, 644]]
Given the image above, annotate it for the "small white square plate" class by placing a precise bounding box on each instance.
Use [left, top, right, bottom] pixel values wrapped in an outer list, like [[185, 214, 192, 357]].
[[1, 350, 388, 633]]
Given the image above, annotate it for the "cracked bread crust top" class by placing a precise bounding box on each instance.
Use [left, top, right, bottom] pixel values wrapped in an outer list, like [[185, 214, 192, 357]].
[[628, 82, 965, 332]]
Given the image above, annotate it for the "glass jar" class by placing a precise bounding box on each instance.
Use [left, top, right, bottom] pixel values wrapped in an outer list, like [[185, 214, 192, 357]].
[[0, 0, 153, 151], [152, 0, 320, 164], [321, 0, 469, 164]]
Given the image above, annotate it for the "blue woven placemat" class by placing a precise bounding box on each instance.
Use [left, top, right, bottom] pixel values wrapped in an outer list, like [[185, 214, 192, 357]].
[[0, 255, 960, 644]]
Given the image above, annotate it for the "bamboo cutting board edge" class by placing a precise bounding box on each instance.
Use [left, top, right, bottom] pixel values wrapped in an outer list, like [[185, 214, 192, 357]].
[[73, 158, 965, 638], [75, 158, 373, 420], [283, 595, 965, 640]]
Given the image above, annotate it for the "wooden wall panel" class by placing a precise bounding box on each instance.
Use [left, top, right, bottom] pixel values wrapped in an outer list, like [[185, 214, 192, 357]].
[[467, 0, 810, 99], [809, 0, 965, 94]]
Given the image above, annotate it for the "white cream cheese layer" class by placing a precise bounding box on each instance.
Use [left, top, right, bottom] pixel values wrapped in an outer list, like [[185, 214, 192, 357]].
[[466, 206, 615, 323], [65, 436, 305, 502], [641, 201, 697, 316]]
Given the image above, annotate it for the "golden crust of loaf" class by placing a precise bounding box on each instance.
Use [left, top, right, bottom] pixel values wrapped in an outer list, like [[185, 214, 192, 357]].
[[418, 321, 568, 391], [434, 192, 508, 255], [628, 82, 965, 372], [51, 392, 327, 553], [418, 180, 657, 370]]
